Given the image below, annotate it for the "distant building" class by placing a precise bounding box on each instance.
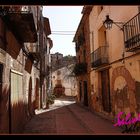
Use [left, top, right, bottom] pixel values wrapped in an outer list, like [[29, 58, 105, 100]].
[[51, 52, 63, 71], [52, 64, 77, 97], [51, 54, 77, 97], [51, 53, 76, 71]]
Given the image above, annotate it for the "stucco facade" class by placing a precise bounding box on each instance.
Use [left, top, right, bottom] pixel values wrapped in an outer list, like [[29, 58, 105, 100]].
[[89, 6, 140, 119]]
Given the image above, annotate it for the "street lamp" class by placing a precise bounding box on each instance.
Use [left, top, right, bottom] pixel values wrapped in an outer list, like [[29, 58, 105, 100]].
[[103, 15, 125, 31], [103, 15, 126, 64], [103, 15, 113, 29]]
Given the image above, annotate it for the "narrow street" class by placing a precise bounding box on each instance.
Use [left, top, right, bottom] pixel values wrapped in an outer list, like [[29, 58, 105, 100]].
[[1, 6, 140, 135], [22, 96, 122, 135]]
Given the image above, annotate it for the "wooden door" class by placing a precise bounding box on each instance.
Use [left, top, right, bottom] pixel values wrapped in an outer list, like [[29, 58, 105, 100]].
[[101, 69, 111, 112], [84, 81, 88, 106], [79, 82, 82, 101]]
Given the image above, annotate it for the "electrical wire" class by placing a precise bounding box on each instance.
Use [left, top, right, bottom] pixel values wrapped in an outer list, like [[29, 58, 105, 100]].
[[51, 33, 75, 35], [51, 31, 75, 32], [50, 31, 76, 35]]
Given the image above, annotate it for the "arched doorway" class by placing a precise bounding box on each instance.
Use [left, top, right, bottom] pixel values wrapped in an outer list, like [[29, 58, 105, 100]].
[[111, 66, 136, 115]]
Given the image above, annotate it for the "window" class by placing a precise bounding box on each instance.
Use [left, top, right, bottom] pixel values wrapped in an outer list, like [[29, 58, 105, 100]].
[[98, 26, 107, 47], [11, 70, 23, 104], [0, 18, 6, 50], [83, 50, 86, 62]]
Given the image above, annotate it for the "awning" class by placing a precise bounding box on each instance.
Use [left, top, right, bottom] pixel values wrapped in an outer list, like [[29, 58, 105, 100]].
[[2, 12, 37, 43]]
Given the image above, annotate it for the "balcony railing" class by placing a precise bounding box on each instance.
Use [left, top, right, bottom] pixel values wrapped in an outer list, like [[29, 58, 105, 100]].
[[0, 6, 37, 43], [123, 12, 140, 52], [25, 43, 40, 61], [73, 62, 87, 76], [91, 46, 109, 68]]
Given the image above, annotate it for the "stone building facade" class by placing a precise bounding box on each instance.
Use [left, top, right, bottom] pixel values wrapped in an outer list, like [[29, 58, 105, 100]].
[[0, 6, 52, 133], [73, 6, 92, 107], [39, 16, 53, 109]]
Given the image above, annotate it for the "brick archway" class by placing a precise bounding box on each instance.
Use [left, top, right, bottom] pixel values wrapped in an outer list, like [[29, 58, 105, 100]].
[[111, 66, 136, 115]]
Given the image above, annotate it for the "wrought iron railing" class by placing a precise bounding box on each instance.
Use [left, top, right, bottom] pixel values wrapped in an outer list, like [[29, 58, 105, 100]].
[[0, 6, 32, 15], [73, 62, 87, 76], [91, 46, 109, 68], [123, 12, 140, 51]]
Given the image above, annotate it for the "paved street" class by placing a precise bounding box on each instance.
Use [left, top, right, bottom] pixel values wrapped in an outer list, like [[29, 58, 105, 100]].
[[22, 96, 122, 135]]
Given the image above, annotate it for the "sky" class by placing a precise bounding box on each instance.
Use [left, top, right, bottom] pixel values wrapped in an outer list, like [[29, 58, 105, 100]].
[[43, 6, 83, 56]]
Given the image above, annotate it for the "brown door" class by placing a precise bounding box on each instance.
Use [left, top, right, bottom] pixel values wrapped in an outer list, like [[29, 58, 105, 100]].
[[83, 81, 88, 106], [101, 69, 111, 112], [79, 82, 82, 101]]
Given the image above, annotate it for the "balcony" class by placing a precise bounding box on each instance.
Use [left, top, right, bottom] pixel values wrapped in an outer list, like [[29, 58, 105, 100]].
[[73, 62, 87, 76], [91, 46, 109, 68], [26, 43, 40, 61], [123, 12, 140, 52], [1, 6, 37, 43]]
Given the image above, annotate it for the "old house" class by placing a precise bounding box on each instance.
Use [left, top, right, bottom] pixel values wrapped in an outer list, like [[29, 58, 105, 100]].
[[51, 55, 77, 97], [40, 16, 53, 108], [73, 6, 92, 107], [0, 5, 39, 133], [89, 6, 140, 119], [0, 5, 53, 133]]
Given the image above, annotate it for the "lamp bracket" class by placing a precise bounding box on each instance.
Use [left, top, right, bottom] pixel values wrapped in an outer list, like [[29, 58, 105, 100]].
[[113, 22, 125, 31]]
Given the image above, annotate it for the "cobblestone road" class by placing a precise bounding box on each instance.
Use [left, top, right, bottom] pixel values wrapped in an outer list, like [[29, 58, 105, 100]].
[[22, 96, 123, 135]]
